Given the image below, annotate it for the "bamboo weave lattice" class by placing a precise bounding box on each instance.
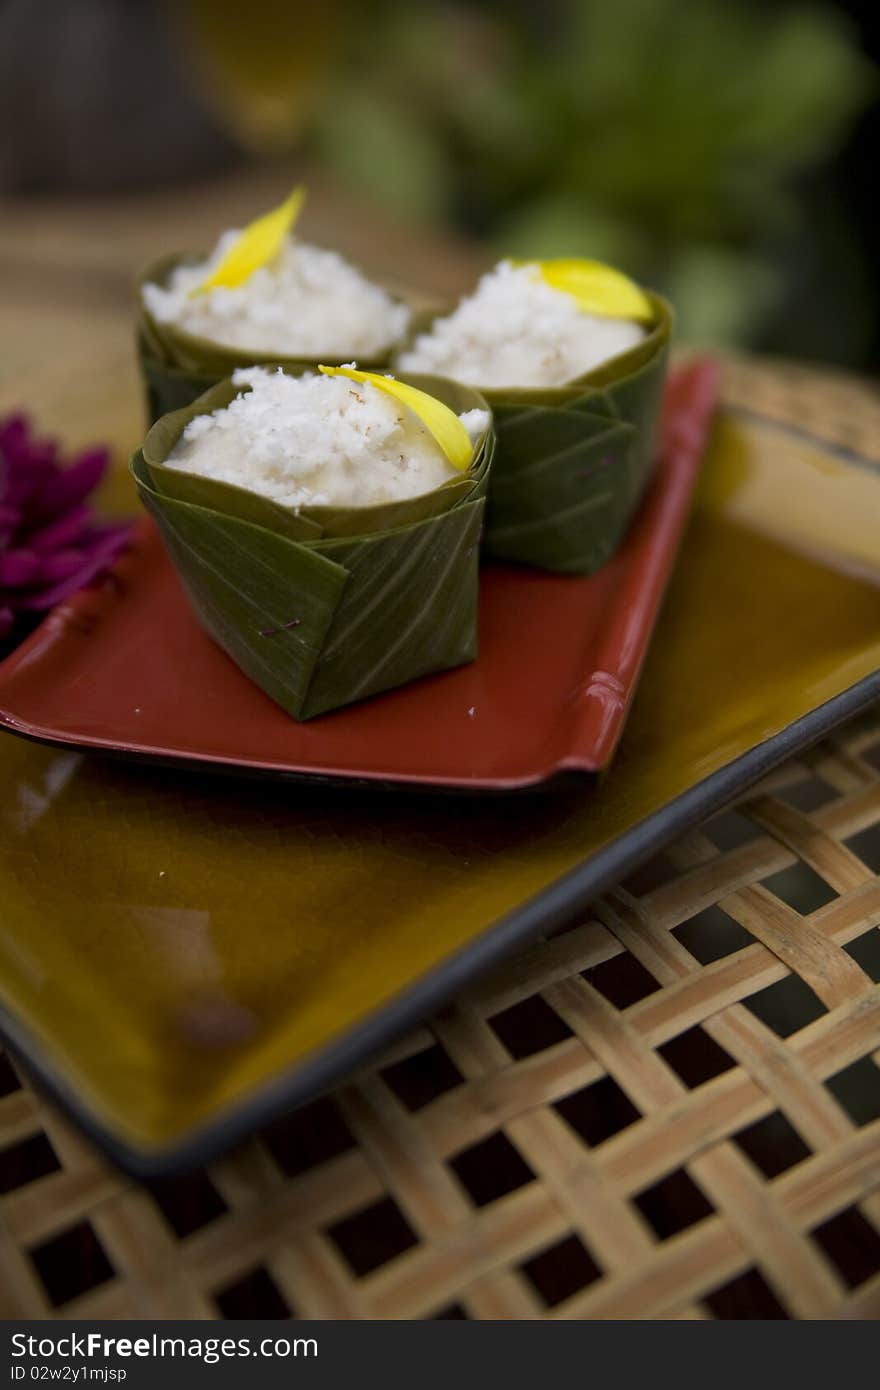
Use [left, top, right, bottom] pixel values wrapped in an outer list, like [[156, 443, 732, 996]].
[[0, 361, 879, 1320]]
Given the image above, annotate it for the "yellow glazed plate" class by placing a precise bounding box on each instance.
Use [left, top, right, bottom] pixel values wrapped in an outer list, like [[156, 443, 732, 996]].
[[0, 379, 879, 1173]]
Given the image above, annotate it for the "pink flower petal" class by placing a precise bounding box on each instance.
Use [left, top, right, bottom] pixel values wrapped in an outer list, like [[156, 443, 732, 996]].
[[37, 548, 87, 583], [0, 415, 29, 463], [0, 504, 22, 547], [0, 549, 40, 587], [31, 448, 109, 521], [23, 502, 92, 552], [0, 416, 58, 471], [16, 523, 131, 610], [5, 459, 56, 509], [1, 413, 130, 631]]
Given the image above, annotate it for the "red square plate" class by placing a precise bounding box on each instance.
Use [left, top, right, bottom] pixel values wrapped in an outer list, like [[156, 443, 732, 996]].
[[0, 362, 719, 790]]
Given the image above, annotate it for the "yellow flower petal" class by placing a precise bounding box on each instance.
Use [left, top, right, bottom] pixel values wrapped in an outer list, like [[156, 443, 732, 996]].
[[318, 365, 474, 472], [191, 185, 306, 295], [517, 258, 654, 323]]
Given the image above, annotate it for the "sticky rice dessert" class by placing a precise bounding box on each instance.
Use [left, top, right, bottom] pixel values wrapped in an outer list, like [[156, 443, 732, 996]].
[[165, 366, 488, 510], [136, 187, 411, 424], [399, 257, 672, 575], [143, 242, 408, 362], [131, 365, 494, 720], [398, 259, 646, 388]]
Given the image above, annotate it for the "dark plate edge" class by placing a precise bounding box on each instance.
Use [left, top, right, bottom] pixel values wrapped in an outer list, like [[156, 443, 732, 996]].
[[0, 719, 587, 794], [1, 671, 877, 1177]]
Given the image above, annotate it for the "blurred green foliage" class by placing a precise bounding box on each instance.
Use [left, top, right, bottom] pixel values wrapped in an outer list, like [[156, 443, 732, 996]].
[[313, 0, 876, 355]]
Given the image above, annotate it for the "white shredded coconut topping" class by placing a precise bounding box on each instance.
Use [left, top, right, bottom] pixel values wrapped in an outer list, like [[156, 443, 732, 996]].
[[398, 260, 646, 388], [142, 237, 410, 358], [164, 367, 488, 510]]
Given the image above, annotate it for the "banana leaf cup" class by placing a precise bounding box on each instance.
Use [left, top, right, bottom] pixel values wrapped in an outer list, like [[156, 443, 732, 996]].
[[399, 292, 672, 576], [130, 371, 495, 720], [136, 253, 417, 425]]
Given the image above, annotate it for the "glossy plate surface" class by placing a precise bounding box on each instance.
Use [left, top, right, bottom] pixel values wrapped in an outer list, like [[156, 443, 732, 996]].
[[0, 365, 717, 789], [0, 366, 878, 1174]]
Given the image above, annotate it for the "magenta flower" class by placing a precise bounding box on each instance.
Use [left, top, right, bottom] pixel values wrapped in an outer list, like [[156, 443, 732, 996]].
[[0, 413, 133, 642]]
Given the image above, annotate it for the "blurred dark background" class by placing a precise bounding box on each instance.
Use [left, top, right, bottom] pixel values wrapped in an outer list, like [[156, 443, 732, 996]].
[[1, 0, 877, 366]]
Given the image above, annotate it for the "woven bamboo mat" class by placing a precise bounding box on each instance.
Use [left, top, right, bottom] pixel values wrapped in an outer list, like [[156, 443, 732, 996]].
[[1, 714, 879, 1320], [1, 359, 879, 1320], [722, 354, 880, 463]]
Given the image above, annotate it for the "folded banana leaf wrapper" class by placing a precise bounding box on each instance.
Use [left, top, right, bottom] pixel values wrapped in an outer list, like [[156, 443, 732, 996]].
[[403, 293, 671, 575], [136, 254, 423, 425], [130, 372, 494, 720]]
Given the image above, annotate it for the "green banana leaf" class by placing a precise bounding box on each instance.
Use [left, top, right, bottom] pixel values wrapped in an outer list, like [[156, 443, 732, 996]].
[[398, 291, 672, 575], [130, 371, 494, 720], [136, 253, 428, 425]]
